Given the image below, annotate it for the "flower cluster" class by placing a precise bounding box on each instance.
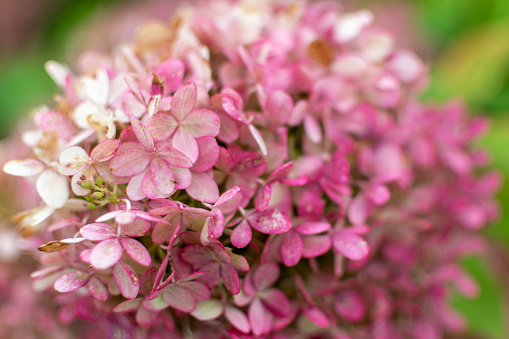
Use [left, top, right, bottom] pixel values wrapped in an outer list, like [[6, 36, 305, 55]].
[[2, 0, 500, 338]]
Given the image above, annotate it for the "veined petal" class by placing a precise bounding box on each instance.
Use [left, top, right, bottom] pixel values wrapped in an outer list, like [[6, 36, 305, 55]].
[[90, 139, 120, 162], [36, 169, 69, 208], [171, 167, 192, 189], [163, 285, 196, 313], [145, 113, 178, 141], [156, 144, 193, 168], [186, 172, 219, 203], [142, 171, 172, 199], [221, 264, 241, 295], [80, 222, 116, 241], [128, 113, 154, 150], [172, 127, 199, 163], [109, 147, 150, 177], [225, 306, 251, 333], [58, 146, 90, 176], [121, 237, 152, 266], [90, 238, 123, 270], [183, 109, 220, 138], [122, 218, 152, 237], [150, 157, 175, 194], [126, 170, 147, 201], [3, 159, 45, 177], [171, 83, 197, 121], [88, 277, 109, 301]]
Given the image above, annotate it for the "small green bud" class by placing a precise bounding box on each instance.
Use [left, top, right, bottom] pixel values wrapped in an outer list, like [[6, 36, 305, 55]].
[[91, 191, 104, 200], [80, 181, 93, 189], [108, 193, 118, 203], [94, 176, 105, 187], [86, 203, 98, 210]]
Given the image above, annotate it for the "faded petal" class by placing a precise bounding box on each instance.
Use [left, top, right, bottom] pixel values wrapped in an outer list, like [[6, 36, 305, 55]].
[[172, 127, 199, 163], [36, 169, 69, 208], [145, 113, 178, 141], [109, 146, 150, 177], [80, 222, 116, 241], [171, 83, 197, 120], [150, 157, 175, 194], [163, 285, 196, 313], [128, 113, 155, 150], [184, 109, 220, 138], [248, 209, 292, 234], [192, 300, 224, 321], [221, 263, 241, 295], [156, 144, 193, 168], [90, 139, 120, 162], [3, 159, 45, 177], [88, 277, 108, 301], [58, 146, 90, 175], [191, 137, 220, 172]]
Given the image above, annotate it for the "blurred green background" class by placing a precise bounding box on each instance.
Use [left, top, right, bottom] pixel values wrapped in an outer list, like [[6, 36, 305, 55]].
[[1, 0, 509, 337]]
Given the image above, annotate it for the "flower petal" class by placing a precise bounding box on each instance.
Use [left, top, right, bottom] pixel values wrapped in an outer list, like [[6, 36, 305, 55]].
[[90, 238, 123, 270], [332, 229, 369, 260], [249, 297, 273, 336], [88, 277, 108, 301], [234, 152, 267, 178], [191, 137, 220, 172], [150, 156, 175, 194], [156, 144, 193, 168], [121, 237, 152, 266], [187, 172, 219, 203], [155, 58, 185, 94], [80, 222, 117, 241], [36, 169, 69, 208], [248, 209, 292, 234], [142, 170, 171, 199], [253, 262, 280, 291], [171, 83, 197, 121], [128, 113, 154, 150], [58, 146, 90, 175], [191, 300, 224, 321], [109, 146, 150, 177], [122, 218, 152, 237], [260, 288, 291, 317], [301, 235, 332, 258], [126, 170, 147, 201], [54, 271, 89, 292], [172, 126, 199, 163], [231, 221, 252, 249], [184, 109, 220, 138], [3, 159, 45, 177], [254, 184, 272, 212], [163, 285, 196, 313], [145, 113, 178, 141], [225, 306, 251, 333], [113, 261, 141, 299], [265, 90, 293, 126], [302, 307, 330, 327], [90, 139, 120, 162], [279, 232, 303, 267], [221, 263, 241, 295]]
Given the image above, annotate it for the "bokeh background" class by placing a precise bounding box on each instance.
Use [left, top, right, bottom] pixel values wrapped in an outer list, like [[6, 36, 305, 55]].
[[1, 0, 509, 337]]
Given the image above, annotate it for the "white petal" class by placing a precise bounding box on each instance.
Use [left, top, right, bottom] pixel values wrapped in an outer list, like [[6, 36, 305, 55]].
[[21, 130, 43, 148], [36, 170, 69, 208], [58, 146, 90, 175], [73, 101, 100, 129], [45, 61, 70, 88], [3, 159, 45, 177], [77, 69, 110, 106]]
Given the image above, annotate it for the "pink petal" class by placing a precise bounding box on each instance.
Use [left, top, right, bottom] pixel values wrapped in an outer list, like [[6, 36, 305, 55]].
[[216, 188, 243, 215], [248, 124, 268, 156], [192, 300, 224, 321], [191, 137, 220, 172], [225, 306, 251, 334], [279, 232, 303, 266], [145, 113, 178, 141], [334, 290, 366, 322], [332, 230, 369, 260], [90, 238, 123, 270], [113, 298, 142, 313], [221, 95, 247, 123], [187, 172, 219, 203], [80, 223, 116, 241], [121, 218, 152, 237], [206, 208, 225, 239], [215, 147, 235, 172], [348, 194, 370, 225], [54, 271, 89, 292], [302, 307, 330, 327], [294, 222, 331, 235], [253, 262, 280, 291], [156, 144, 193, 168], [150, 157, 175, 194], [172, 127, 199, 163], [231, 220, 252, 249], [155, 58, 185, 94], [128, 113, 154, 151], [88, 277, 108, 301], [113, 262, 141, 299], [304, 114, 322, 143], [90, 139, 120, 162], [221, 263, 241, 295], [171, 83, 197, 121], [217, 112, 240, 143], [265, 90, 293, 126], [260, 288, 291, 317], [121, 237, 152, 266], [181, 245, 216, 265], [249, 297, 273, 336], [184, 109, 220, 138], [234, 152, 267, 178], [301, 235, 332, 258], [136, 306, 158, 327], [109, 146, 150, 177], [126, 170, 147, 201], [248, 209, 292, 234], [152, 217, 181, 245], [180, 281, 211, 301], [171, 166, 192, 189], [254, 184, 272, 212], [142, 171, 171, 199], [267, 162, 294, 184], [163, 285, 196, 313]]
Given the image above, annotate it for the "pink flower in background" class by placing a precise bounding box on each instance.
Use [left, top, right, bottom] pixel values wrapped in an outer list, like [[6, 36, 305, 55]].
[[0, 0, 501, 337]]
